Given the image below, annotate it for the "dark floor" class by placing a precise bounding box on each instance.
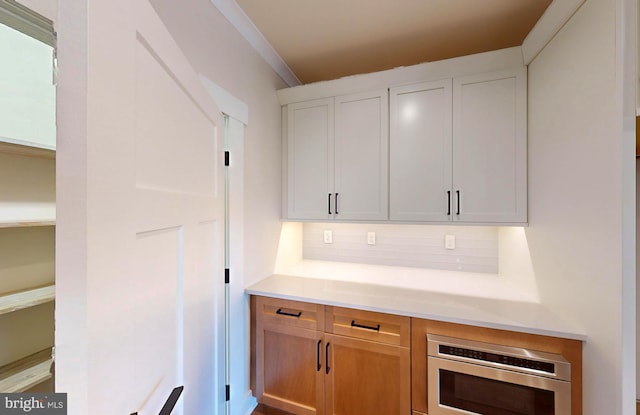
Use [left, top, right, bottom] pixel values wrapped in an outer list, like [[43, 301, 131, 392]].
[[251, 404, 295, 415]]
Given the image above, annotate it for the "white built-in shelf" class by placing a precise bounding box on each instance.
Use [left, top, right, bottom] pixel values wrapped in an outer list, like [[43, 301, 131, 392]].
[[0, 220, 55, 228], [0, 140, 55, 159], [0, 349, 53, 393], [0, 284, 55, 316]]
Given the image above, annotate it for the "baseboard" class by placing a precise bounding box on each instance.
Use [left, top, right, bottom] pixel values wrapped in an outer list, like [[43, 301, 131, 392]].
[[237, 391, 257, 415]]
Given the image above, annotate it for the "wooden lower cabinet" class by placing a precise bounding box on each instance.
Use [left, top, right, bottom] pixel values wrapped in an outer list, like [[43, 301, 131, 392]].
[[260, 324, 324, 415], [325, 334, 410, 415], [253, 296, 411, 415], [254, 296, 582, 415], [255, 297, 325, 415]]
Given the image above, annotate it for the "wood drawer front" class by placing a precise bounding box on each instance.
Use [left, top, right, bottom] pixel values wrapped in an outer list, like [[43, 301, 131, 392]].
[[325, 306, 410, 347], [255, 296, 324, 331]]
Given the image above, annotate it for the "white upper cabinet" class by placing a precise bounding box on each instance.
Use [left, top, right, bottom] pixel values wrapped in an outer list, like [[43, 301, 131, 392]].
[[389, 68, 527, 224], [282, 49, 527, 225], [390, 80, 452, 221], [334, 90, 388, 220], [452, 67, 527, 223], [286, 90, 388, 221], [286, 98, 334, 220]]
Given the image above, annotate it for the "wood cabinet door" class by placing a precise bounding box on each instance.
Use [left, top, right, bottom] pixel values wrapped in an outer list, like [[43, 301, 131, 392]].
[[256, 322, 325, 415], [324, 334, 410, 415], [452, 67, 527, 223], [389, 80, 452, 222], [334, 90, 389, 220], [286, 98, 334, 220]]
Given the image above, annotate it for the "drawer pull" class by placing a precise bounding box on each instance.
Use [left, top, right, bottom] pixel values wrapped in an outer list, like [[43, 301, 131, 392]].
[[325, 342, 331, 374], [317, 339, 322, 371], [275, 308, 302, 318], [351, 320, 380, 332]]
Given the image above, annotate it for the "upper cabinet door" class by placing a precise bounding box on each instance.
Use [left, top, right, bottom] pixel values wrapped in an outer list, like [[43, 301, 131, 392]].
[[453, 67, 527, 223], [389, 80, 452, 222], [287, 98, 334, 220], [334, 90, 389, 221]]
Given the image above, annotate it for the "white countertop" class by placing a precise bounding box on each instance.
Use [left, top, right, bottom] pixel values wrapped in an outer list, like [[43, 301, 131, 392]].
[[246, 274, 587, 341]]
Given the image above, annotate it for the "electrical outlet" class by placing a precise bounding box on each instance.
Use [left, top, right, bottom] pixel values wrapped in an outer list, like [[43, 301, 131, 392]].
[[323, 230, 333, 244], [367, 232, 376, 245], [445, 234, 455, 250]]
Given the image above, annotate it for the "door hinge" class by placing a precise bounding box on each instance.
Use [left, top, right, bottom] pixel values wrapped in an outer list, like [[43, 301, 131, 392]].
[[225, 384, 230, 402], [225, 268, 230, 284], [224, 151, 230, 166]]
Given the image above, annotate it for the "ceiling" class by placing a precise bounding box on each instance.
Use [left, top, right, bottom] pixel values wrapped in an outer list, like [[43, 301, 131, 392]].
[[236, 0, 553, 84]]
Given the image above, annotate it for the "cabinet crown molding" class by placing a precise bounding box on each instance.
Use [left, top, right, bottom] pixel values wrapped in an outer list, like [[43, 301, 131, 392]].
[[277, 47, 524, 106]]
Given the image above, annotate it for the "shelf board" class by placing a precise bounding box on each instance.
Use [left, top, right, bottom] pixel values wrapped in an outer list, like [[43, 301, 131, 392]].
[[0, 349, 53, 393], [0, 220, 55, 228], [0, 284, 55, 316], [0, 141, 55, 159]]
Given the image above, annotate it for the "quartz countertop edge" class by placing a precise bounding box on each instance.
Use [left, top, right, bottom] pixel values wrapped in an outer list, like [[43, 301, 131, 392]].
[[246, 274, 587, 341]]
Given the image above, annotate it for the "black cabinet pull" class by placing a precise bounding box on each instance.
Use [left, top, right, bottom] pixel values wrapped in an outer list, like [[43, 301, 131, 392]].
[[335, 193, 339, 215], [447, 190, 451, 215], [328, 193, 332, 214], [317, 339, 322, 371], [325, 342, 331, 374], [456, 190, 461, 215], [351, 320, 380, 332], [276, 308, 302, 318]]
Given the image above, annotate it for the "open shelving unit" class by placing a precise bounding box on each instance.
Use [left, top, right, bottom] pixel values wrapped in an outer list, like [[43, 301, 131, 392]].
[[0, 142, 55, 392], [0, 348, 53, 393], [0, 140, 55, 160], [0, 144, 56, 392], [0, 142, 56, 394], [0, 142, 55, 391], [0, 284, 55, 316], [0, 2, 57, 393]]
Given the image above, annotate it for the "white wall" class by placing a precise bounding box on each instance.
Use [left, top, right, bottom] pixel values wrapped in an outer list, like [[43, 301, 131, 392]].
[[637, 161, 640, 398], [56, 0, 285, 413], [527, 0, 634, 413], [149, 0, 286, 288], [146, 1, 286, 413], [0, 23, 55, 149]]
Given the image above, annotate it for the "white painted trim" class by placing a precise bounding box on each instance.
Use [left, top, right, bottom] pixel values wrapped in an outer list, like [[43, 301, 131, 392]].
[[522, 0, 586, 64], [209, 0, 301, 87], [199, 75, 249, 125], [237, 392, 257, 415]]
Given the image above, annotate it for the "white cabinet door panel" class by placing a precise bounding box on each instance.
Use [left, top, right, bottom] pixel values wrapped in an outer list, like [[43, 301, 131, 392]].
[[390, 80, 452, 221], [453, 68, 527, 223], [287, 98, 334, 220], [335, 90, 388, 220]]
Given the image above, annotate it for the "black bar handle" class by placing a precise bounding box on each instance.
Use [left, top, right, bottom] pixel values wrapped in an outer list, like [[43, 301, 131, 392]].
[[335, 193, 339, 215], [351, 320, 380, 332], [317, 339, 322, 371], [159, 386, 184, 415], [328, 193, 332, 214], [456, 190, 461, 215], [276, 308, 302, 318], [447, 190, 451, 215], [325, 342, 331, 374]]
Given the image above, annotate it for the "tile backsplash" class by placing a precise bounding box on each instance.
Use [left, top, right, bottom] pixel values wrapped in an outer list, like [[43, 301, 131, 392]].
[[303, 223, 498, 273]]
